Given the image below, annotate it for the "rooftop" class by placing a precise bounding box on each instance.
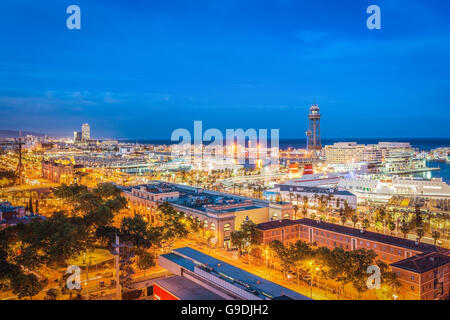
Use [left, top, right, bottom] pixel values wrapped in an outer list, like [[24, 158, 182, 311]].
[[257, 219, 303, 231], [296, 219, 449, 254], [125, 182, 266, 214], [278, 185, 355, 197], [391, 252, 450, 273], [153, 276, 225, 300], [166, 247, 311, 300]]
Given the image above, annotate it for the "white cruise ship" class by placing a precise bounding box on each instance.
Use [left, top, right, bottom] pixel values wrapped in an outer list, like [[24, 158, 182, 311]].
[[338, 175, 450, 202], [283, 164, 341, 187]]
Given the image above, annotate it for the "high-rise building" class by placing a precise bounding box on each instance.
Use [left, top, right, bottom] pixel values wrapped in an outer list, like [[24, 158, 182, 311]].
[[81, 123, 90, 141], [323, 142, 414, 165], [73, 131, 81, 142], [306, 104, 321, 152]]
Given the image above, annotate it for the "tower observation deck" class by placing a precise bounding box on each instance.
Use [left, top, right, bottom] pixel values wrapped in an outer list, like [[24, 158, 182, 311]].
[[306, 104, 322, 152]]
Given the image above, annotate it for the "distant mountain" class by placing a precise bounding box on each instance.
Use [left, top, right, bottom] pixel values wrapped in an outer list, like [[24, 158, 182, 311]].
[[0, 129, 45, 138]]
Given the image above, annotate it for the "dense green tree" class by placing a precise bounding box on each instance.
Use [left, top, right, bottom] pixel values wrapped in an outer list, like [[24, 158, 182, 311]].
[[44, 288, 58, 300], [231, 231, 245, 257], [156, 202, 189, 251], [11, 273, 44, 300], [376, 260, 401, 300], [269, 240, 295, 279], [135, 249, 155, 272]]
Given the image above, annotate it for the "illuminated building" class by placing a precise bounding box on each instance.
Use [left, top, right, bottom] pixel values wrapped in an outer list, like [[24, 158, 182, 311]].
[[82, 123, 90, 141], [324, 142, 426, 174], [122, 181, 294, 249], [158, 247, 311, 300], [73, 131, 82, 142], [41, 159, 83, 183], [391, 252, 450, 300], [338, 176, 450, 203], [153, 276, 225, 300], [256, 218, 450, 300], [0, 201, 43, 229]]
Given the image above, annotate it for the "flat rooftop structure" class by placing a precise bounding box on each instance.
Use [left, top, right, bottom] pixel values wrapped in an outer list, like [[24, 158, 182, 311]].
[[153, 276, 225, 300], [161, 247, 311, 300], [296, 219, 449, 254], [124, 181, 267, 214], [257, 219, 303, 231], [278, 185, 355, 197]]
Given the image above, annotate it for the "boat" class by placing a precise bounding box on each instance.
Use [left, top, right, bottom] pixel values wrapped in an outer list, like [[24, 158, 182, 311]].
[[283, 164, 341, 187], [338, 175, 450, 203]]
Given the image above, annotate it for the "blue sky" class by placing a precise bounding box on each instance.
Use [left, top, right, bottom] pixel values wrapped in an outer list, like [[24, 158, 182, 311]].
[[0, 0, 449, 139]]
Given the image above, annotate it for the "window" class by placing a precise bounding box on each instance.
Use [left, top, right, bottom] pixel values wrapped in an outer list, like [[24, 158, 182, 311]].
[[210, 223, 216, 231], [411, 285, 415, 291], [224, 223, 231, 231], [411, 275, 415, 281]]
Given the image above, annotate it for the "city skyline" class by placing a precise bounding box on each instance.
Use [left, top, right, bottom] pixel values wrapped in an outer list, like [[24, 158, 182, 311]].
[[0, 0, 449, 139]]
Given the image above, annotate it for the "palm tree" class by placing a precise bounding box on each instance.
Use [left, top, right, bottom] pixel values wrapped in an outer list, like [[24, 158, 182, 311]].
[[340, 215, 347, 226], [351, 215, 358, 228], [388, 221, 396, 235], [302, 196, 309, 214], [362, 218, 370, 230], [293, 205, 299, 220], [432, 231, 440, 245], [416, 227, 425, 243], [400, 220, 410, 239], [326, 194, 334, 219]]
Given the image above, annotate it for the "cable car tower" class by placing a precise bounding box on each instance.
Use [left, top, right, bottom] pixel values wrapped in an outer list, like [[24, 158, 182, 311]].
[[15, 130, 24, 185], [305, 104, 322, 154]]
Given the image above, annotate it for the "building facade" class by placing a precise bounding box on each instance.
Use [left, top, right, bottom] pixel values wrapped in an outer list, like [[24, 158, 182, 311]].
[[256, 218, 450, 300], [391, 252, 450, 300], [41, 159, 81, 183], [81, 123, 90, 141], [122, 181, 294, 249]]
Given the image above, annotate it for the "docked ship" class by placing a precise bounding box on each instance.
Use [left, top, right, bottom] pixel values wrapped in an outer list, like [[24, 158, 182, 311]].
[[283, 164, 341, 187], [338, 175, 450, 203]]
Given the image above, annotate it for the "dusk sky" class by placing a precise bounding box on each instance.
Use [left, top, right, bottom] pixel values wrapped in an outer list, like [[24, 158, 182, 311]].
[[0, 0, 449, 139]]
